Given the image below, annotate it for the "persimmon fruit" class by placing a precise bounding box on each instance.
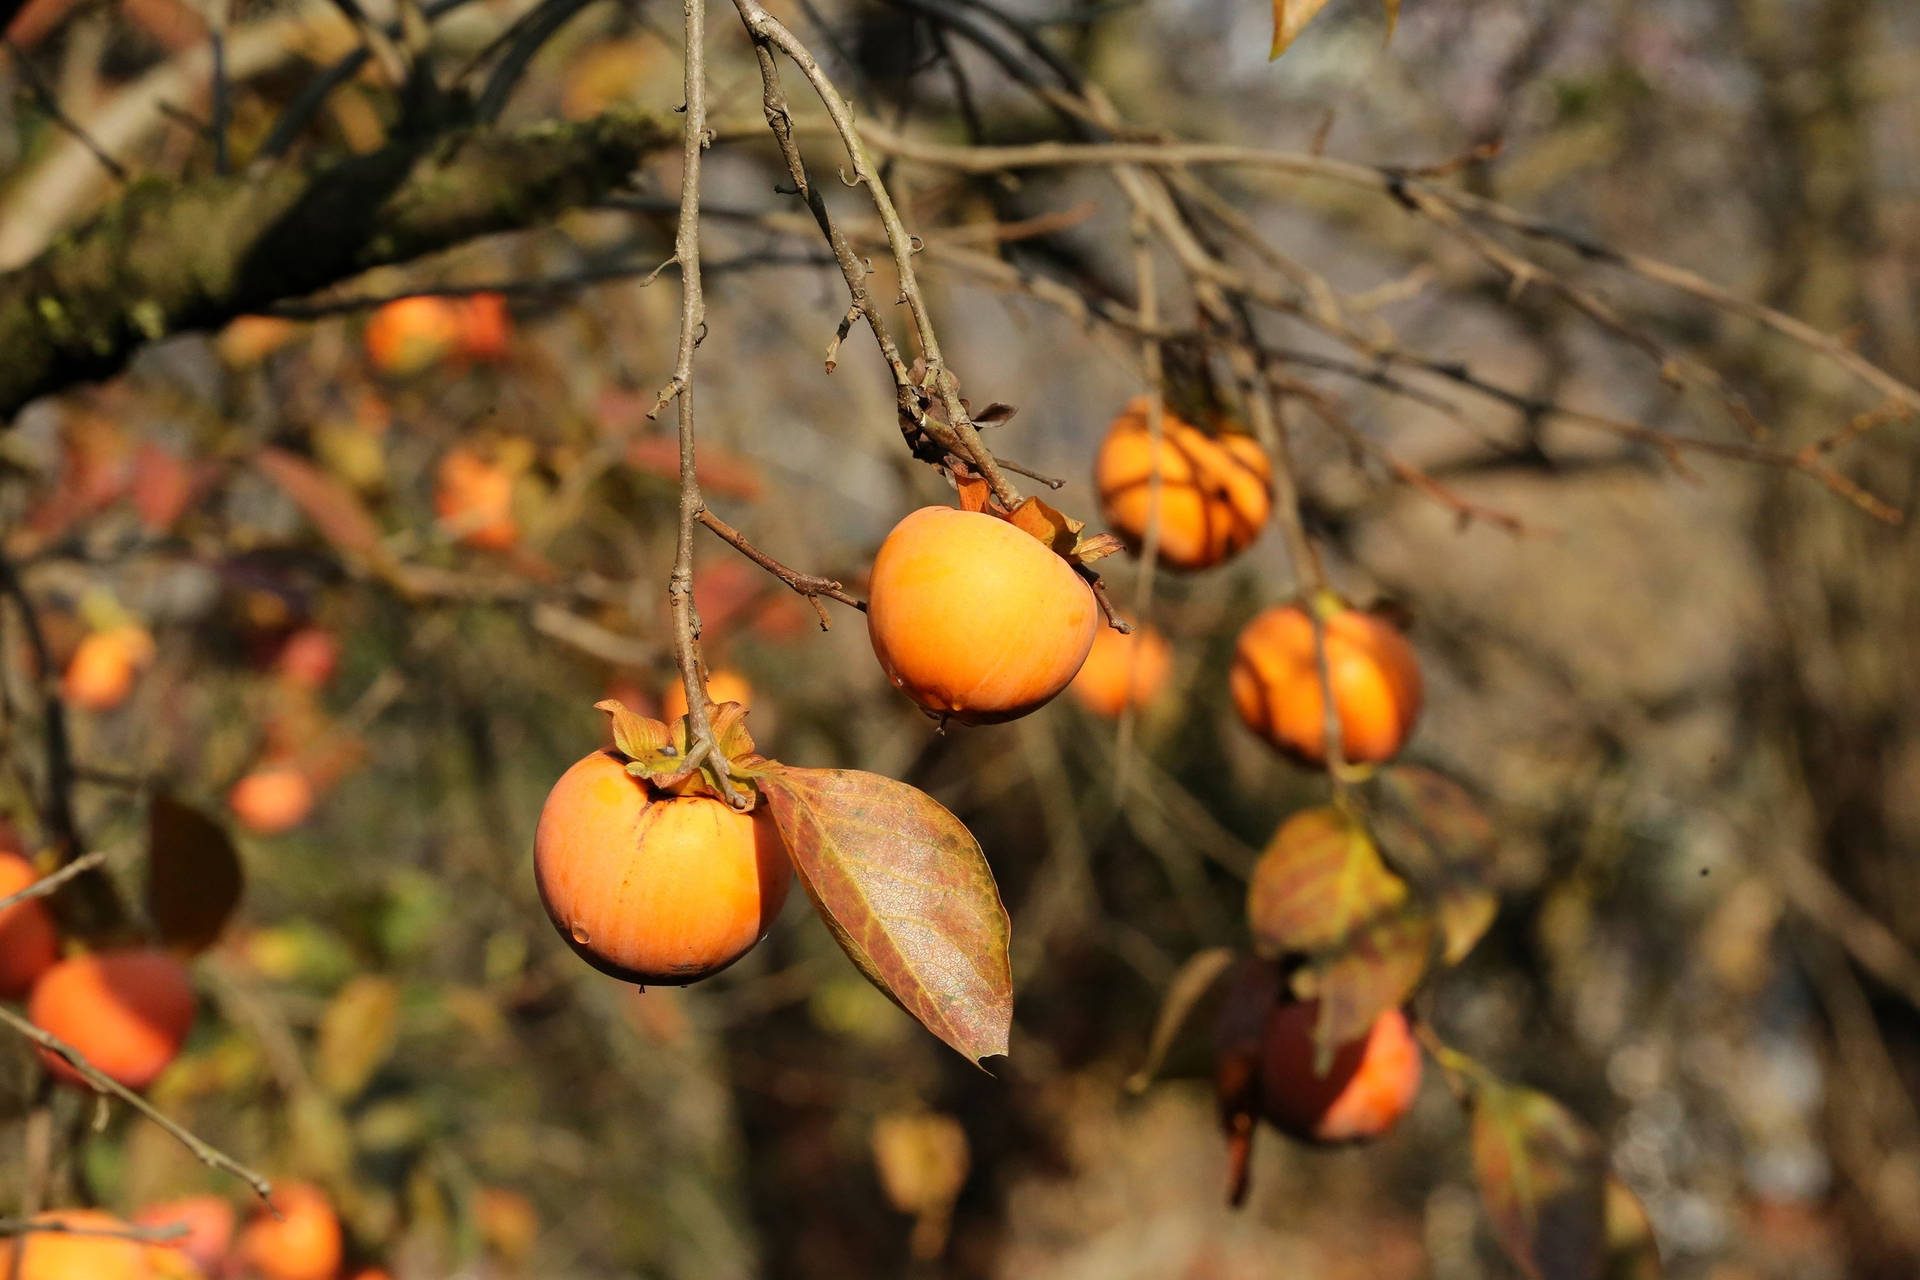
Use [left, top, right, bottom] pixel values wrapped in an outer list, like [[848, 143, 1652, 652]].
[[62, 626, 155, 712], [662, 669, 752, 722], [28, 948, 196, 1090], [275, 627, 339, 690], [1230, 603, 1423, 766], [434, 447, 518, 551], [534, 751, 790, 985], [1259, 1001, 1422, 1143], [1094, 398, 1272, 571], [0, 1209, 153, 1280], [363, 296, 463, 377], [1069, 620, 1174, 718], [135, 1195, 236, 1275], [229, 766, 315, 836], [0, 850, 60, 999], [866, 506, 1099, 724], [237, 1183, 342, 1280], [459, 292, 513, 361]]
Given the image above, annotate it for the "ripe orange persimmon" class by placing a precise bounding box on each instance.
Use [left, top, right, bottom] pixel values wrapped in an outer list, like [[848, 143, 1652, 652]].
[[1094, 399, 1272, 570], [0, 1209, 153, 1280], [135, 1195, 235, 1275], [28, 949, 195, 1090], [1069, 621, 1173, 718], [1229, 603, 1422, 766], [229, 766, 315, 836], [62, 626, 155, 712], [662, 669, 752, 722], [1260, 1001, 1422, 1143], [534, 751, 790, 985], [237, 1183, 341, 1280], [866, 506, 1099, 724], [434, 447, 518, 551], [363, 296, 463, 377], [0, 851, 60, 999]]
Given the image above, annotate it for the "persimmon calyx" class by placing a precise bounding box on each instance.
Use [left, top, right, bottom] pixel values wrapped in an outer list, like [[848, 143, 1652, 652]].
[[594, 698, 773, 803]]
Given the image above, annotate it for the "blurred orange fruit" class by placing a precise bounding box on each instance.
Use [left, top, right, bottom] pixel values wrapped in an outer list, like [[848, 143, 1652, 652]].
[[459, 292, 513, 362], [1229, 603, 1422, 766], [1094, 398, 1271, 570], [229, 767, 316, 836], [476, 1186, 538, 1263], [662, 669, 752, 722], [867, 506, 1098, 724], [237, 1183, 342, 1280], [534, 752, 790, 985], [434, 447, 518, 551], [363, 296, 463, 378], [0, 850, 60, 999], [28, 949, 196, 1090], [62, 626, 156, 712], [135, 1194, 235, 1276], [1069, 621, 1173, 717], [1259, 1002, 1421, 1143], [0, 1209, 153, 1280]]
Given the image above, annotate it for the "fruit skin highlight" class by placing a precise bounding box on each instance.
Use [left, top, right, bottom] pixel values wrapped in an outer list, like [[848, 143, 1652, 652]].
[[866, 506, 1099, 725], [1069, 621, 1173, 718], [534, 751, 791, 985], [27, 948, 196, 1091], [1258, 1001, 1423, 1144], [0, 1209, 154, 1280], [1229, 603, 1423, 766], [1094, 398, 1272, 571], [0, 851, 60, 999]]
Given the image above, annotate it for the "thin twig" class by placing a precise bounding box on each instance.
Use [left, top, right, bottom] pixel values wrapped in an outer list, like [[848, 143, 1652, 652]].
[[695, 508, 865, 628], [0, 851, 106, 915]]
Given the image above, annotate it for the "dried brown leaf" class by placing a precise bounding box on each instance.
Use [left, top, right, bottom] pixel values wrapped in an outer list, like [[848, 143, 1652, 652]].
[[1470, 1074, 1610, 1280], [1127, 946, 1238, 1093], [253, 447, 384, 558], [145, 796, 244, 954], [1271, 0, 1335, 58]]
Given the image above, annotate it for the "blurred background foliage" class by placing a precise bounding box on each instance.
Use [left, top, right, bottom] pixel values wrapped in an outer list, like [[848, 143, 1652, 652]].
[[3, 0, 1919, 1276]]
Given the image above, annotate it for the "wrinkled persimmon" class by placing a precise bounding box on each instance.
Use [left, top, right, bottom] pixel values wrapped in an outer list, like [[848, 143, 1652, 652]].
[[1260, 1001, 1422, 1144], [0, 850, 60, 999], [867, 506, 1099, 724], [229, 766, 315, 836], [534, 751, 790, 985], [434, 447, 518, 551], [28, 948, 196, 1090], [1229, 603, 1422, 766], [237, 1182, 342, 1280], [0, 1209, 153, 1280], [363, 296, 463, 377], [1069, 620, 1173, 718], [1094, 399, 1272, 571]]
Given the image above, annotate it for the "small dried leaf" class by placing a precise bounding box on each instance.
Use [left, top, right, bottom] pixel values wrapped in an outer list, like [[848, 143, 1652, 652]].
[[1069, 532, 1127, 565], [871, 1111, 970, 1215], [1382, 0, 1400, 42], [709, 701, 757, 762], [595, 699, 674, 763], [757, 766, 1012, 1064], [316, 974, 401, 1099], [1004, 496, 1083, 555], [253, 447, 384, 558], [145, 796, 244, 954], [1127, 946, 1238, 1093], [972, 402, 1017, 428], [1247, 806, 1409, 958], [1271, 0, 1336, 58], [955, 475, 993, 514], [1471, 1074, 1610, 1280]]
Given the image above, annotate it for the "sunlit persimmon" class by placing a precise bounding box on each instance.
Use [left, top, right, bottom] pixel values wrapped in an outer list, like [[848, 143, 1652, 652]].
[[135, 1195, 235, 1276], [229, 766, 315, 836], [459, 292, 513, 361], [275, 627, 340, 690], [1094, 398, 1272, 570], [237, 1183, 342, 1280], [0, 851, 59, 999], [1260, 1001, 1422, 1143], [28, 949, 196, 1090], [662, 669, 753, 722], [1069, 620, 1173, 718], [363, 296, 464, 377], [434, 447, 518, 551], [62, 625, 156, 712], [866, 506, 1099, 724], [0, 1209, 153, 1280], [534, 751, 790, 985], [1229, 603, 1422, 766]]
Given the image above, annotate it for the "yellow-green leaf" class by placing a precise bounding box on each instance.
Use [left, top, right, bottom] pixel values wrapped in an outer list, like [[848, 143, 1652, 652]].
[[1246, 806, 1409, 958], [316, 974, 401, 1099], [1470, 1074, 1610, 1280]]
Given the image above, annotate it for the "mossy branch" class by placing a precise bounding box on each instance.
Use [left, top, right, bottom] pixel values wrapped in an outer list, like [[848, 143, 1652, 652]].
[[0, 110, 674, 421]]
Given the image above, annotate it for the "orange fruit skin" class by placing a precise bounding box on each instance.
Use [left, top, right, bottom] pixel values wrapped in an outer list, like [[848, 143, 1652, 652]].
[[135, 1195, 235, 1275], [62, 628, 154, 712], [866, 507, 1100, 724], [459, 292, 513, 361], [275, 628, 339, 691], [28, 949, 196, 1091], [434, 448, 518, 551], [1069, 622, 1173, 718], [1094, 399, 1273, 571], [534, 752, 791, 985], [1229, 604, 1422, 765], [229, 767, 316, 836], [363, 296, 463, 377], [0, 1209, 154, 1280], [662, 669, 752, 723], [0, 851, 60, 999], [238, 1183, 342, 1280], [1259, 1002, 1422, 1144]]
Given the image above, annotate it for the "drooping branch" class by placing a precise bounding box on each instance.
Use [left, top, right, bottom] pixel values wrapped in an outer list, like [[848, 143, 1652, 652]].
[[0, 109, 675, 422]]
